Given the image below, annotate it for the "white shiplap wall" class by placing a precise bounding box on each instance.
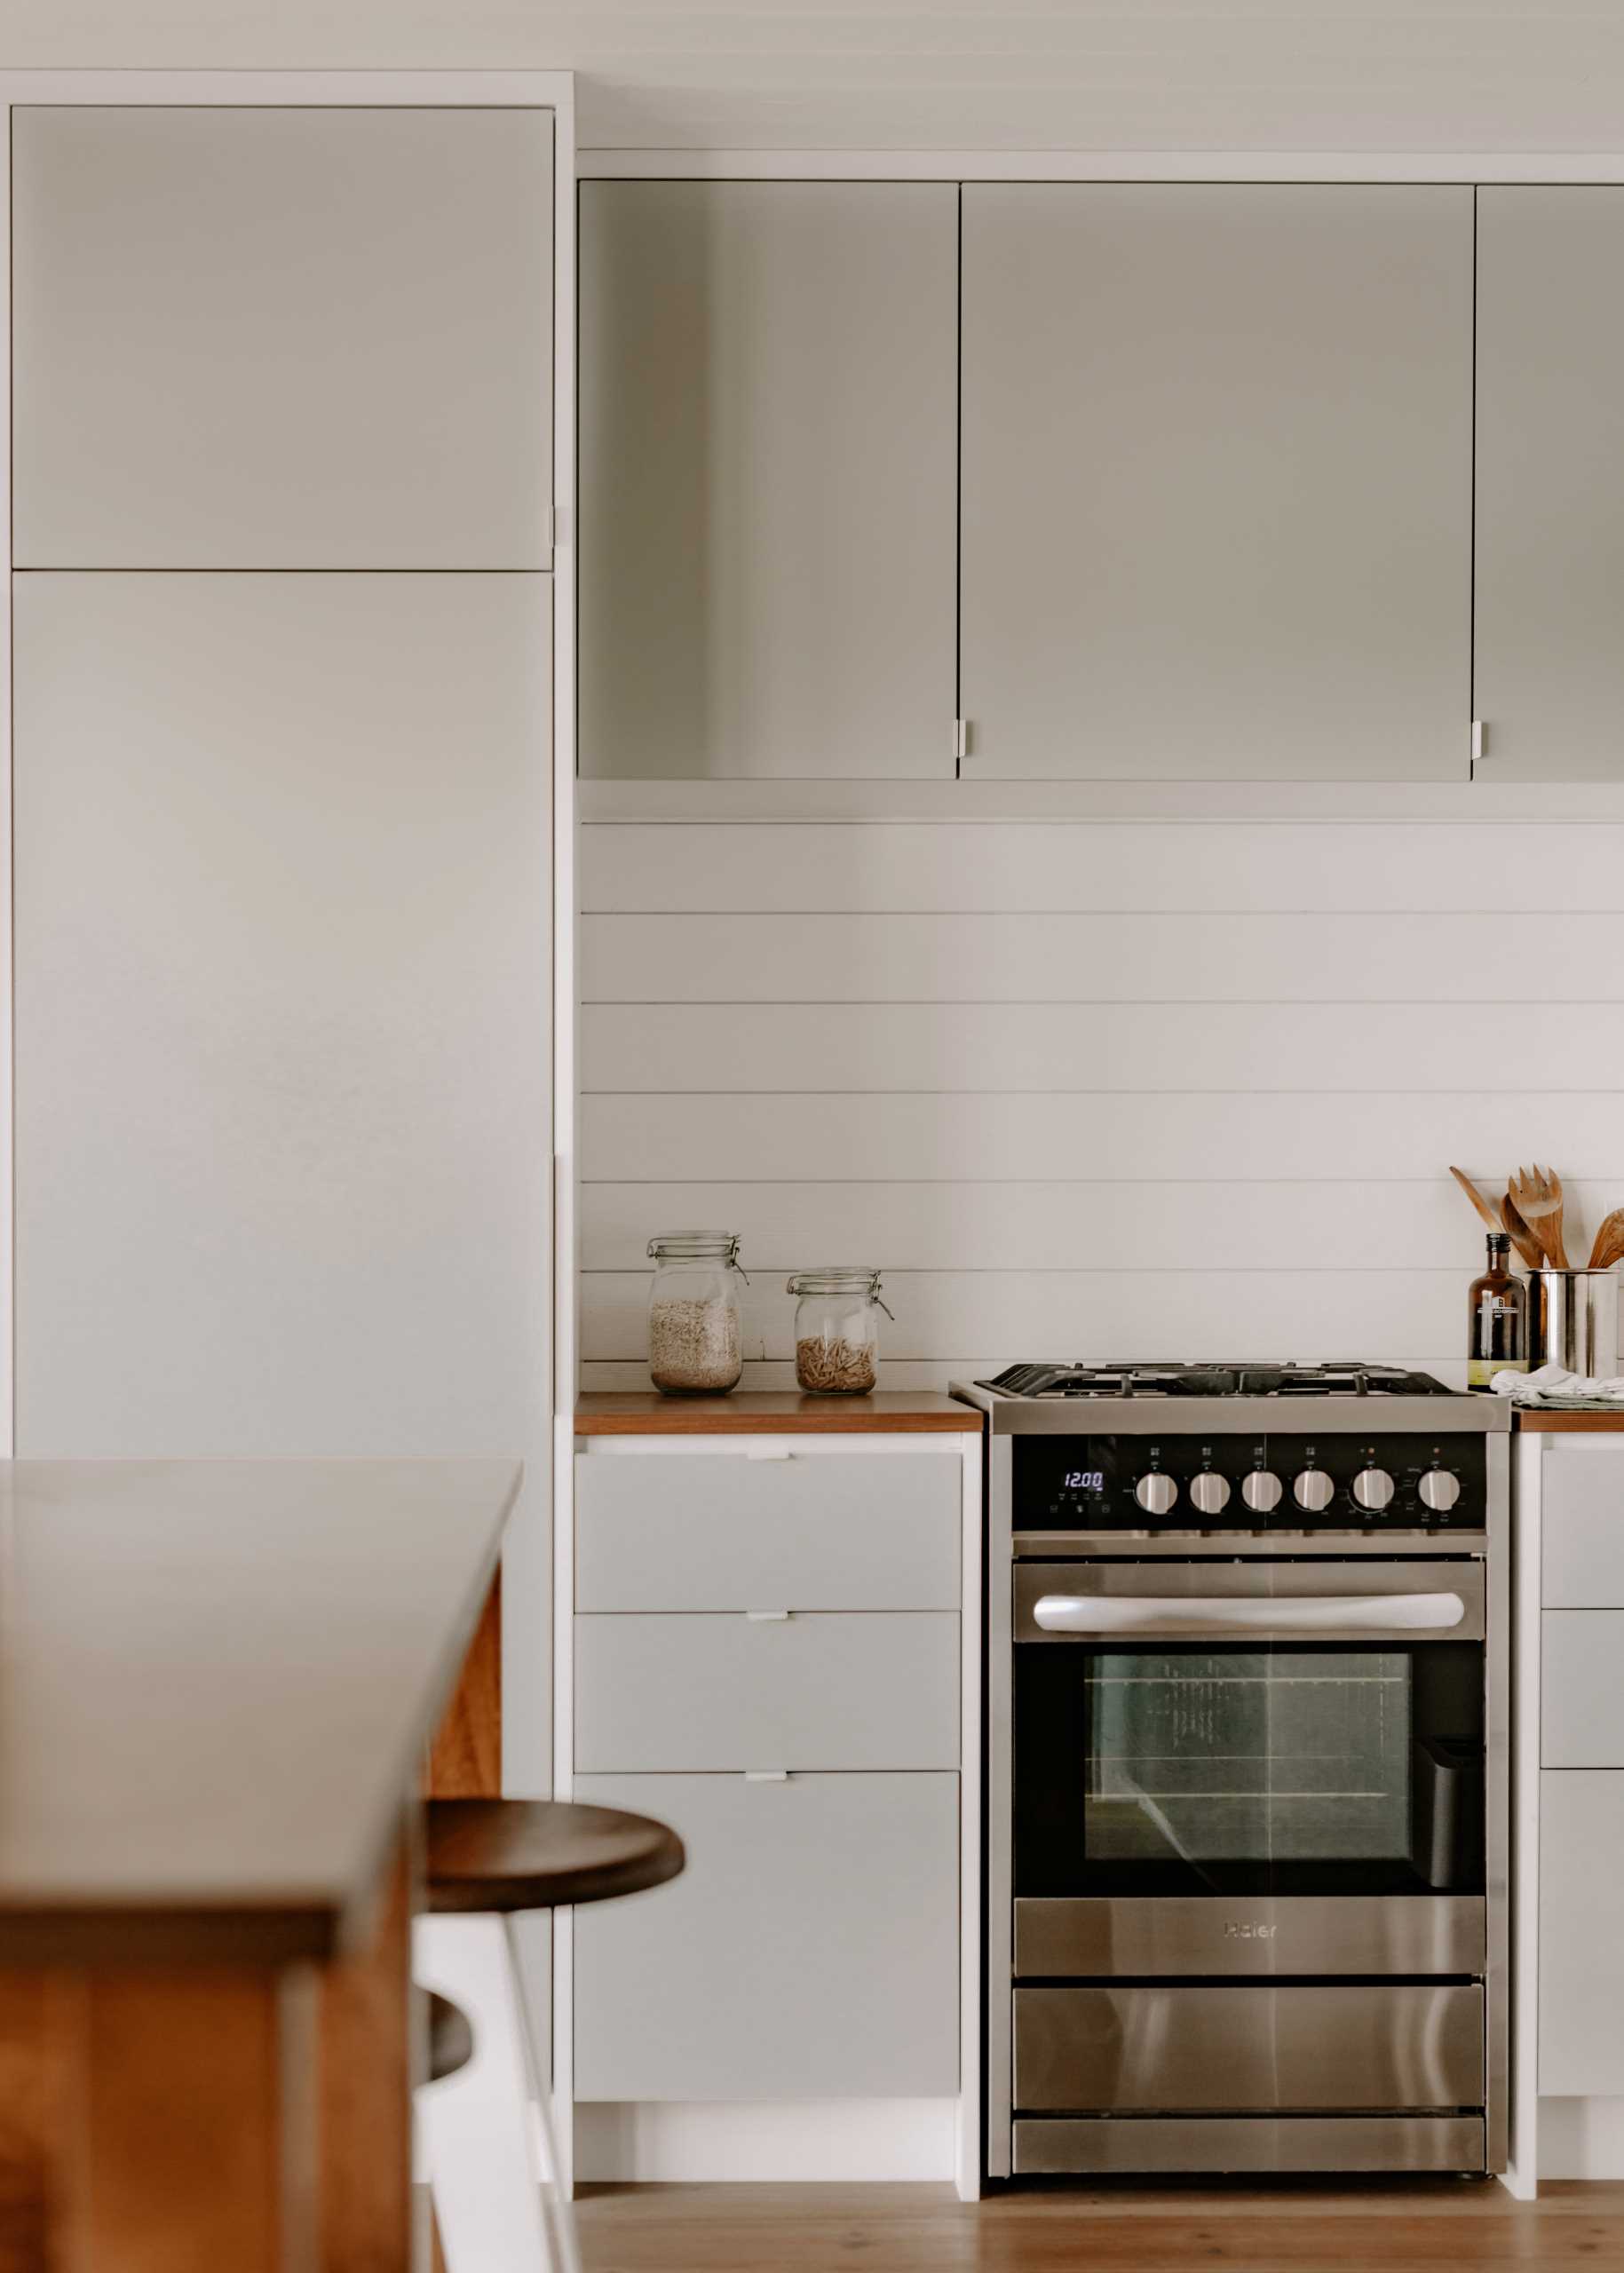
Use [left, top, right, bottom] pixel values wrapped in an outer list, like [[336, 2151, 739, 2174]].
[[579, 820, 1624, 1389]]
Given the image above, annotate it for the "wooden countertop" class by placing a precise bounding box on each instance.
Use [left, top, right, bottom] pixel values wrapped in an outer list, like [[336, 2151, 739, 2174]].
[[575, 1390, 981, 1435], [0, 1457, 520, 1966], [1513, 1409, 1624, 1431]]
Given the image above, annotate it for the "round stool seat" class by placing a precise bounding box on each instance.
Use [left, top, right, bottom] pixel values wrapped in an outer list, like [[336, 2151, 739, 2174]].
[[425, 1798, 685, 1915], [426, 1991, 475, 2084]]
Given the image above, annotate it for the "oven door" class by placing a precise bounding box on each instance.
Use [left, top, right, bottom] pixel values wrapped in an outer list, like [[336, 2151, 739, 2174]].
[[1012, 1560, 1486, 1964]]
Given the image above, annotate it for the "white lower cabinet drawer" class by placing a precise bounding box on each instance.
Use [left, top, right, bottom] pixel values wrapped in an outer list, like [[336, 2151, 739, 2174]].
[[1542, 1612, 1624, 1765], [1540, 1770, 1624, 2094], [574, 1612, 959, 1772], [571, 1770, 960, 2100], [1541, 1449, 1624, 1607], [574, 1451, 962, 1612]]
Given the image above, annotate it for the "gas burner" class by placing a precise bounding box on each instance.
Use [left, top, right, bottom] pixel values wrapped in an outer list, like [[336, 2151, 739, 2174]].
[[978, 1360, 1454, 1400]]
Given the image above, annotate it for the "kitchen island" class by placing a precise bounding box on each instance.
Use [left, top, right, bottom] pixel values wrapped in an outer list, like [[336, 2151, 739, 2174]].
[[0, 1457, 519, 2269]]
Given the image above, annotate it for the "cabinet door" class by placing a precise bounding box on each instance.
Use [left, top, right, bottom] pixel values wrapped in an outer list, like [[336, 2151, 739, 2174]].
[[1477, 189, 1624, 780], [1541, 1770, 1624, 2093], [12, 572, 550, 1456], [580, 182, 957, 778], [960, 185, 1473, 780], [573, 1772, 959, 2099], [12, 107, 551, 568]]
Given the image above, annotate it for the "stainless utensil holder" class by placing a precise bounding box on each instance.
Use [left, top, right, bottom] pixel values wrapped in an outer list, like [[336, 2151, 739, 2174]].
[[1530, 1269, 1621, 1378]]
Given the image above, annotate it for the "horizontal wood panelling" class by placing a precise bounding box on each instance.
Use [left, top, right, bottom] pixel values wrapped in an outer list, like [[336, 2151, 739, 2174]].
[[582, 1180, 1620, 1272], [583, 1091, 1624, 1184], [581, 1270, 1472, 1362], [582, 819, 1624, 1378], [584, 1002, 1624, 1093], [584, 911, 1624, 1002], [582, 821, 1624, 914]]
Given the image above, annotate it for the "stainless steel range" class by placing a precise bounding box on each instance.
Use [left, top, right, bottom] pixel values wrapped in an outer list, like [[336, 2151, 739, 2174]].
[[953, 1361, 1511, 2182]]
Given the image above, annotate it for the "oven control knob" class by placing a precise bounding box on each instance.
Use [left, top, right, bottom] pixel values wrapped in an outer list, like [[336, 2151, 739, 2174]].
[[1241, 1470, 1283, 1514], [1352, 1466, 1396, 1512], [1418, 1469, 1462, 1514], [1293, 1468, 1336, 1513], [1190, 1472, 1231, 1517], [1134, 1472, 1178, 1515]]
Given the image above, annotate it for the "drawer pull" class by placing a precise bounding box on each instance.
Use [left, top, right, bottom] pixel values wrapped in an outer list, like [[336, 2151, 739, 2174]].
[[744, 1770, 790, 1782], [747, 1448, 795, 1461], [744, 1609, 792, 1621]]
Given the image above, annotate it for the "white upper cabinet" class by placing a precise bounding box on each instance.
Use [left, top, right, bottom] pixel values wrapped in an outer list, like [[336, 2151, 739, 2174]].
[[1476, 189, 1624, 781], [959, 186, 1474, 780], [11, 107, 552, 568], [579, 181, 958, 778]]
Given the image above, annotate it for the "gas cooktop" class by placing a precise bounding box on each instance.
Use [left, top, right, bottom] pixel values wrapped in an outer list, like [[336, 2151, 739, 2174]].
[[978, 1361, 1455, 1400]]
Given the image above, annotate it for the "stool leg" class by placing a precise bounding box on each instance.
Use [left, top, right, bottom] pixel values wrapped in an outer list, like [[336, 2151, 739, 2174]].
[[414, 1913, 553, 2272], [502, 1914, 583, 2273]]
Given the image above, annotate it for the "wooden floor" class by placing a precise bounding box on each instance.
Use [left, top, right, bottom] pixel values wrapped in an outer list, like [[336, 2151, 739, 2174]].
[[576, 2178, 1624, 2270]]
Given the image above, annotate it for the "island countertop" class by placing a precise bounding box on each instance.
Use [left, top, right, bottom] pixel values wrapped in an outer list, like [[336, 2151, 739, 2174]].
[[0, 1457, 520, 1966]]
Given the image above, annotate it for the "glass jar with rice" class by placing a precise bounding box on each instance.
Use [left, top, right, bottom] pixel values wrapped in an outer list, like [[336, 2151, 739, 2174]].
[[646, 1232, 748, 1395]]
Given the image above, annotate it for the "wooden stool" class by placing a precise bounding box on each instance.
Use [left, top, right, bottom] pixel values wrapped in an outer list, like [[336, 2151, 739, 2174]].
[[418, 1799, 685, 2273], [427, 1991, 475, 2084]]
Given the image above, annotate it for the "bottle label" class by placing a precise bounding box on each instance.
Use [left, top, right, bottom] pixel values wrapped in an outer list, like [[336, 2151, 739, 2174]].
[[1470, 1356, 1529, 1388]]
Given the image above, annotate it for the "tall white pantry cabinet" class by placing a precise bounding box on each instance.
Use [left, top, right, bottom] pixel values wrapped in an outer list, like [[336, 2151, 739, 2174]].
[[2, 80, 571, 1790]]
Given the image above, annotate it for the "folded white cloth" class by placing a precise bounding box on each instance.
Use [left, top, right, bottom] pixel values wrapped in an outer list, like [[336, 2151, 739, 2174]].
[[1490, 1362, 1624, 1406]]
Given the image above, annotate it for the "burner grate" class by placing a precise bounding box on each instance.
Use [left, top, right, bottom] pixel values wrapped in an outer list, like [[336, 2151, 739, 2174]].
[[978, 1360, 1453, 1400]]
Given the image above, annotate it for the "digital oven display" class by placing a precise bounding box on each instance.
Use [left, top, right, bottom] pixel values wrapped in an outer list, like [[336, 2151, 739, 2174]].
[[1016, 1440, 1131, 1525]]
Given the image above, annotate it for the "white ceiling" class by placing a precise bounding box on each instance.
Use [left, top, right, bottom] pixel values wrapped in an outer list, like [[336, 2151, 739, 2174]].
[[3, 0, 1624, 153]]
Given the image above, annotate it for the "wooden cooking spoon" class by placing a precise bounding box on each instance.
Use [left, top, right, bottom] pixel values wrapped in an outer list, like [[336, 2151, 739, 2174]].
[[1588, 1208, 1624, 1272], [1508, 1163, 1570, 1270], [1501, 1192, 1545, 1272], [1450, 1166, 1508, 1240]]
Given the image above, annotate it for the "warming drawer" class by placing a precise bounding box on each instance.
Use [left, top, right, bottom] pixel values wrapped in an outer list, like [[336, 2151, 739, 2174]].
[[1014, 1896, 1485, 1978], [1014, 1983, 1485, 2114]]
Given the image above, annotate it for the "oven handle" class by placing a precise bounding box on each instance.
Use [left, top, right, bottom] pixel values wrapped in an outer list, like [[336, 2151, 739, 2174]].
[[1031, 1590, 1469, 1636]]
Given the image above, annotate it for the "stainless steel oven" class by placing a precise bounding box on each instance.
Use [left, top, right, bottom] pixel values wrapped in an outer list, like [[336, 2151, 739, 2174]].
[[955, 1365, 1510, 2182]]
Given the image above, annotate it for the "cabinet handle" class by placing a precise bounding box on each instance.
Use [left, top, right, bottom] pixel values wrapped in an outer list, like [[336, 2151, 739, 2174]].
[[744, 1770, 790, 1782], [747, 1448, 794, 1461], [744, 1609, 791, 1621]]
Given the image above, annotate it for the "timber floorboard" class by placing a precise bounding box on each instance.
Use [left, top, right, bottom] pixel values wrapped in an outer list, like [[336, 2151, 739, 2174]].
[[575, 2178, 1624, 2272]]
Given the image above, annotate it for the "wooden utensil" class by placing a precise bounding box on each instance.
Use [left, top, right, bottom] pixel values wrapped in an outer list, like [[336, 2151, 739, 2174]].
[[1508, 1163, 1570, 1269], [1501, 1192, 1545, 1272], [1450, 1166, 1508, 1241], [1588, 1208, 1624, 1271]]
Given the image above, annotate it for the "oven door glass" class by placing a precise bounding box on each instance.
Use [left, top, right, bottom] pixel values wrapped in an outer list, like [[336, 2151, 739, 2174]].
[[1015, 1635, 1485, 1900]]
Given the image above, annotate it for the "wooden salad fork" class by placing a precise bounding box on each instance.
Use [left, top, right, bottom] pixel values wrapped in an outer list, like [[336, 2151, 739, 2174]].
[[1508, 1164, 1570, 1269], [1588, 1208, 1624, 1272], [1500, 1192, 1545, 1272]]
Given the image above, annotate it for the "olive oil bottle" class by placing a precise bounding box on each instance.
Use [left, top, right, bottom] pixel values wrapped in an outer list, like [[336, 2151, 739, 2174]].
[[1468, 1231, 1529, 1390]]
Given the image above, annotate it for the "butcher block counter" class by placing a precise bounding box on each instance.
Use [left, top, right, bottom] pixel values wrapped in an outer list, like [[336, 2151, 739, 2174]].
[[575, 1390, 981, 1434], [1513, 1411, 1624, 1431], [0, 1457, 519, 2271]]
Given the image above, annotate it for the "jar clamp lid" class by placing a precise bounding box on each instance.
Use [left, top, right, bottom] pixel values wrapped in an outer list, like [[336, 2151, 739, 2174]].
[[786, 1267, 893, 1319], [650, 1231, 748, 1279]]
